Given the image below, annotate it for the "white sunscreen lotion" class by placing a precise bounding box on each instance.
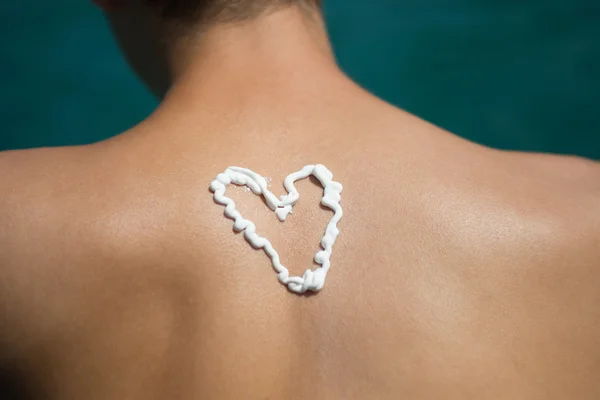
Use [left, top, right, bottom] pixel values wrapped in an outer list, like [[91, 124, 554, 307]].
[[210, 165, 343, 294]]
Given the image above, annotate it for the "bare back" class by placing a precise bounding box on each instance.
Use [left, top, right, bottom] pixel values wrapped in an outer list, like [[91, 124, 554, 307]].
[[1, 94, 600, 399]]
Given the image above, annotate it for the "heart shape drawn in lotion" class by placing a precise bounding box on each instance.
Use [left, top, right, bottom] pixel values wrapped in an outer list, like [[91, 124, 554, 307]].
[[210, 165, 343, 294]]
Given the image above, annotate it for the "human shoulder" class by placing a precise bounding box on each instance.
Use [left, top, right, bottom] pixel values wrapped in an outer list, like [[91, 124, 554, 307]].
[[0, 141, 192, 265], [0, 145, 93, 192], [0, 144, 86, 196], [447, 148, 600, 256], [507, 151, 600, 248], [0, 146, 92, 361], [0, 145, 94, 252], [515, 152, 600, 187]]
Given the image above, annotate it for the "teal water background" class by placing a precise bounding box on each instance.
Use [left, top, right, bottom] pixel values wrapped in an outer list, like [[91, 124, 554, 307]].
[[1, 1, 599, 158]]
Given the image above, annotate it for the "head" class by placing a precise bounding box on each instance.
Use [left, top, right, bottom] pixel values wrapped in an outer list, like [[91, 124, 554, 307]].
[[95, 0, 323, 97]]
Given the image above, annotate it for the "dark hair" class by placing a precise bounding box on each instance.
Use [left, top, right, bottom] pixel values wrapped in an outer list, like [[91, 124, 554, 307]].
[[145, 0, 321, 25]]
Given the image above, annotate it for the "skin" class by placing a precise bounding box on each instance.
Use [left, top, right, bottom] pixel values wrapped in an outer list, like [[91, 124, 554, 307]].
[[1, 3, 600, 399]]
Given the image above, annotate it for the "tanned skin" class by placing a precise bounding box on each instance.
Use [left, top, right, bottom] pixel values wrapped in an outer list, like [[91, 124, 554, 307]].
[[1, 4, 599, 399]]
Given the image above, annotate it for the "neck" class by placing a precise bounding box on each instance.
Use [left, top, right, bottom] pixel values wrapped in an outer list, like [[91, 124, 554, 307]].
[[153, 7, 356, 119], [169, 6, 335, 79]]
